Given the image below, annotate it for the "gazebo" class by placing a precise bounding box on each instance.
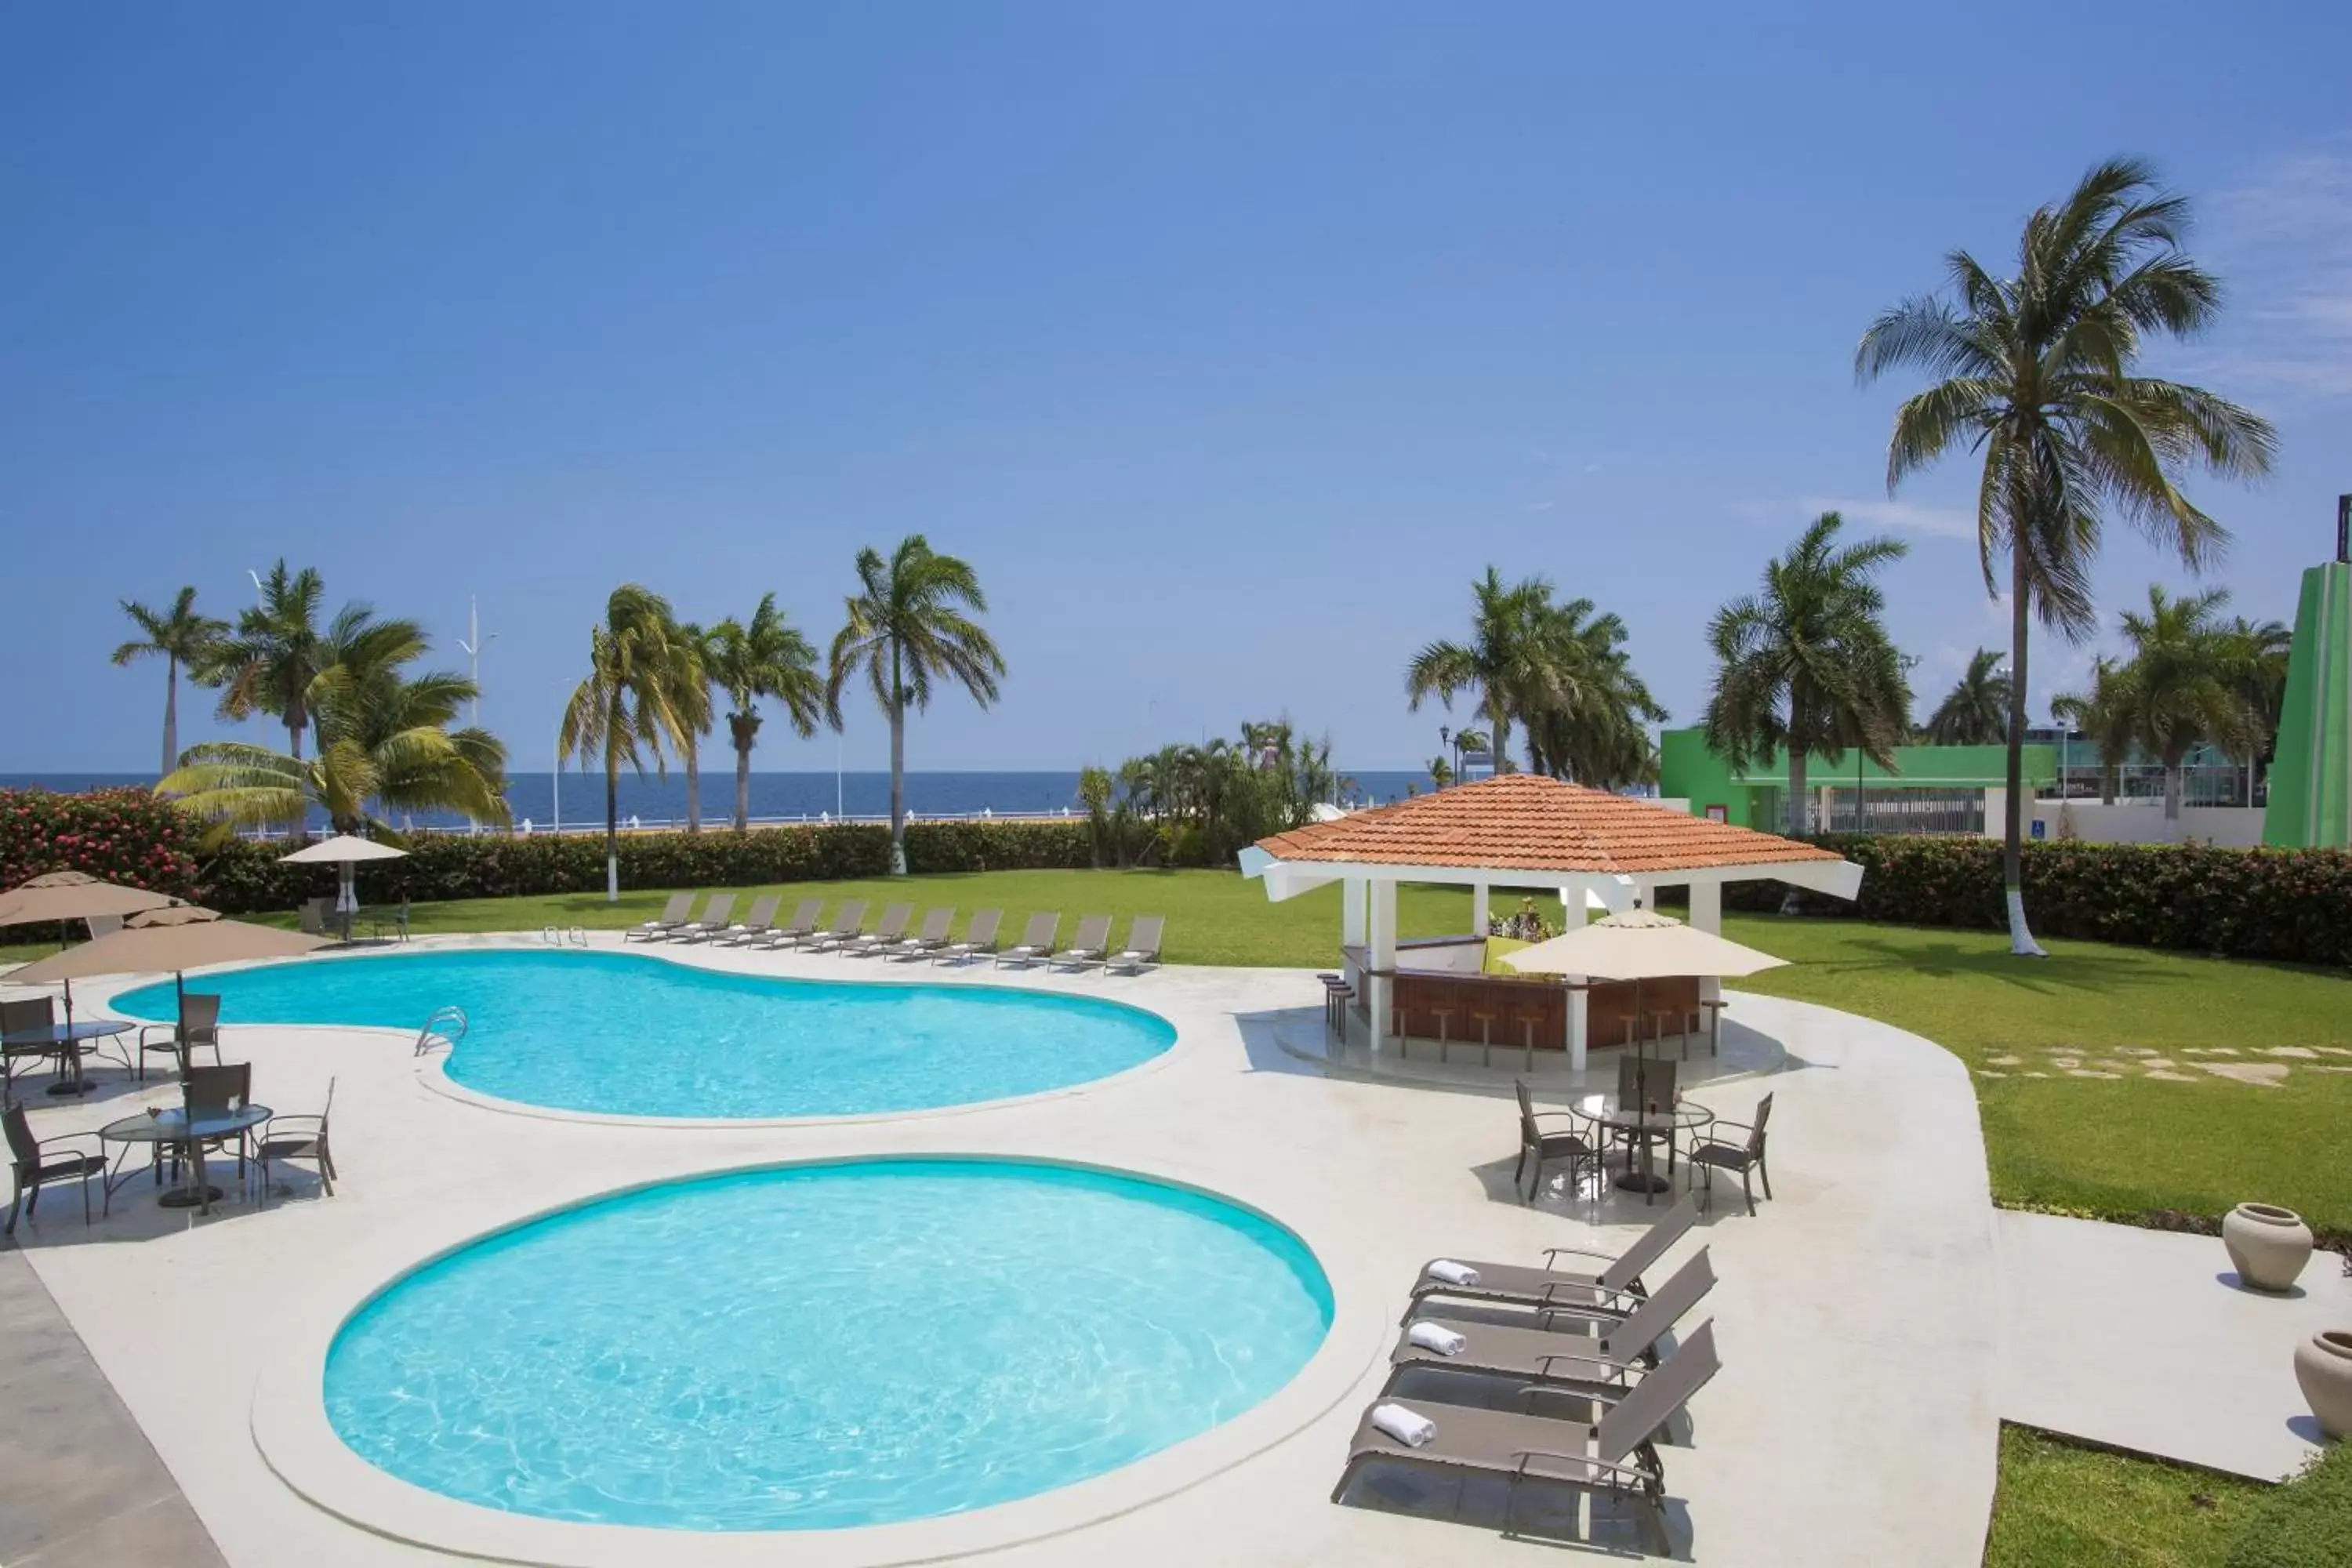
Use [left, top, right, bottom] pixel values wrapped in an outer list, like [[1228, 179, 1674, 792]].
[[1240, 774, 1863, 1070]]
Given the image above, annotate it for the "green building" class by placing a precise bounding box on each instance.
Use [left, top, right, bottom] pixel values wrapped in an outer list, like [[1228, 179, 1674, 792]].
[[1657, 727, 2057, 836], [2262, 521, 2351, 849]]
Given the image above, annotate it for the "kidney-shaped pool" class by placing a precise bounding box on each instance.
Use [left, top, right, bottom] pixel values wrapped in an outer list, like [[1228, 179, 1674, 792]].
[[322, 1160, 1333, 1530], [113, 949, 1174, 1119]]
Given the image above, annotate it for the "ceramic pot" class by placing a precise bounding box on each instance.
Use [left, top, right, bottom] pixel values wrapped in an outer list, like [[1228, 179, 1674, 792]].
[[2292, 1330, 2352, 1439], [2222, 1203, 2314, 1292]]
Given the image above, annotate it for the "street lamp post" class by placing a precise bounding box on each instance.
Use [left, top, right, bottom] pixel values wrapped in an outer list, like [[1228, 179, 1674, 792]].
[[456, 595, 498, 728]]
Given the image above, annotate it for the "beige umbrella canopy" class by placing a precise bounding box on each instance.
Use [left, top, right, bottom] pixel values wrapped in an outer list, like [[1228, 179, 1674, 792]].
[[0, 870, 180, 930], [12, 906, 330, 1014], [279, 834, 408, 927], [1498, 907, 1788, 981]]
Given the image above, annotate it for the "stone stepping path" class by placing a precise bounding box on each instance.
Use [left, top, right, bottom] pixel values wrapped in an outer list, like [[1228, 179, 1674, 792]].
[[1975, 1043, 2350, 1087]]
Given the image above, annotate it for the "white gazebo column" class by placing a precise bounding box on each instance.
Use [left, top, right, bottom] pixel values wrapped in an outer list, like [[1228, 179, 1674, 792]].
[[1366, 877, 1399, 1062], [1472, 879, 1490, 937], [1690, 880, 1724, 1007], [1559, 883, 1591, 1073], [1340, 875, 1367, 1044]]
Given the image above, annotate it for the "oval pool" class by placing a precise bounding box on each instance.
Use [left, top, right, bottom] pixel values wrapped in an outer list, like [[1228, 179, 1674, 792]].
[[322, 1160, 1333, 1530], [111, 949, 1174, 1119]]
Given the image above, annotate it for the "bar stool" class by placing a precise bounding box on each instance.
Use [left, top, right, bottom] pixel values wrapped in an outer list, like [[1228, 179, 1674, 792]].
[[1471, 1011, 1498, 1069], [1700, 998, 1727, 1058], [1649, 1007, 1682, 1062], [1511, 1013, 1539, 1073], [1316, 974, 1348, 1040], [1430, 1008, 1454, 1065], [1392, 1007, 1410, 1060]]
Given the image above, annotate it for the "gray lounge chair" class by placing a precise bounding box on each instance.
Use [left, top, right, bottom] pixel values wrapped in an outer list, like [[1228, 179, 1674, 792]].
[[997, 912, 1059, 967], [938, 909, 1002, 964], [1104, 916, 1163, 975], [626, 893, 696, 942], [716, 894, 782, 946], [1051, 914, 1113, 971], [673, 893, 738, 943], [1388, 1249, 1717, 1399], [1330, 1321, 1719, 1555], [753, 898, 826, 949], [842, 903, 913, 957], [887, 908, 956, 961], [803, 901, 870, 954], [1407, 1195, 1698, 1318]]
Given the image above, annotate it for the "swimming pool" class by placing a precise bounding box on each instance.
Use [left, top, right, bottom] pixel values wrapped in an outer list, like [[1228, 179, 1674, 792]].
[[323, 1160, 1333, 1530], [111, 949, 1174, 1119]]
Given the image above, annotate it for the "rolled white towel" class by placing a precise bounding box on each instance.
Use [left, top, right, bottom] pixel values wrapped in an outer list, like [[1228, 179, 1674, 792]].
[[1408, 1321, 1468, 1357], [1425, 1258, 1480, 1287], [1370, 1403, 1437, 1449]]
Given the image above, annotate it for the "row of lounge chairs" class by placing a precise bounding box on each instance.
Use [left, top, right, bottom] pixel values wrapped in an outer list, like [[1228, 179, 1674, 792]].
[[622, 893, 1164, 972], [1333, 1196, 1718, 1552]]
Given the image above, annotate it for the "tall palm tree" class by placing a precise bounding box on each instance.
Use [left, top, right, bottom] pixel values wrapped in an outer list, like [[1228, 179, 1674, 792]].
[[704, 593, 826, 830], [162, 637, 507, 840], [2051, 655, 2138, 804], [2223, 615, 2294, 801], [1857, 157, 2276, 953], [826, 536, 1005, 875], [2115, 585, 2262, 825], [1519, 597, 1668, 787], [1924, 649, 2013, 746], [112, 586, 228, 779], [670, 620, 713, 833], [209, 560, 328, 761], [1405, 568, 1560, 772], [1702, 512, 1911, 840], [561, 585, 694, 900]]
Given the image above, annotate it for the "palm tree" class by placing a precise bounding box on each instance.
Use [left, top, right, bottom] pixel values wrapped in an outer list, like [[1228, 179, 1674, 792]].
[[2223, 615, 2294, 802], [1702, 512, 1911, 840], [1519, 597, 1668, 787], [703, 594, 826, 830], [826, 536, 1005, 875], [1427, 755, 1454, 790], [112, 586, 228, 779], [561, 585, 695, 900], [1405, 568, 1561, 772], [670, 620, 713, 833], [162, 636, 507, 841], [1857, 158, 2276, 953], [2051, 656, 2138, 804], [209, 560, 328, 761], [2115, 586, 2262, 826], [1924, 649, 2013, 746]]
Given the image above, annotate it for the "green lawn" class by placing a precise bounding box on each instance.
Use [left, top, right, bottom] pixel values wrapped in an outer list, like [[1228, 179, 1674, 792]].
[[9, 866, 2351, 1230], [1986, 1427, 2264, 1567]]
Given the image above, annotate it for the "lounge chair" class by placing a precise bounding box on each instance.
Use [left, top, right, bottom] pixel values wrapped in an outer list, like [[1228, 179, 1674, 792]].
[[1388, 1249, 1717, 1399], [1330, 1321, 1719, 1555], [997, 912, 1060, 967], [715, 894, 782, 946], [938, 909, 1002, 964], [842, 903, 913, 958], [753, 898, 826, 949], [887, 908, 956, 961], [1406, 1195, 1698, 1319], [673, 893, 738, 943], [1104, 916, 1164, 975], [1051, 914, 1113, 971], [252, 1076, 338, 1201], [626, 893, 698, 943], [803, 901, 870, 954]]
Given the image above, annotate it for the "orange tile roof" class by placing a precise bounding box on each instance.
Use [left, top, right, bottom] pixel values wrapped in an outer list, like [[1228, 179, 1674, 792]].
[[1255, 773, 1845, 876]]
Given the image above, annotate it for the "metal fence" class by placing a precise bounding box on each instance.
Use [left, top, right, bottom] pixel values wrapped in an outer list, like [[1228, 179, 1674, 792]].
[[1821, 788, 1987, 837]]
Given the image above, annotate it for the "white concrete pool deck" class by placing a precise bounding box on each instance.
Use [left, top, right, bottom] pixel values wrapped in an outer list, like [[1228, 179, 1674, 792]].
[[10, 935, 2002, 1565]]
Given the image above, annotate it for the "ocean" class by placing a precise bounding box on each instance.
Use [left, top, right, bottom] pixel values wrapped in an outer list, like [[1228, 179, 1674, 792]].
[[2, 770, 1436, 833]]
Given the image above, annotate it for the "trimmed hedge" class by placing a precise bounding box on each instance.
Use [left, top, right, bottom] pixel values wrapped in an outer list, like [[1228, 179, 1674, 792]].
[[1724, 834, 2352, 969]]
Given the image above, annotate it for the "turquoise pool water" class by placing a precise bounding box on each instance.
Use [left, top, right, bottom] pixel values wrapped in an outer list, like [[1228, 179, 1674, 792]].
[[323, 1160, 1333, 1530], [112, 949, 1174, 1119]]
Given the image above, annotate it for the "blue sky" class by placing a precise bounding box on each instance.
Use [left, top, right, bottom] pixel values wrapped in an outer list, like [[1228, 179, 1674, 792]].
[[5, 2, 2347, 775]]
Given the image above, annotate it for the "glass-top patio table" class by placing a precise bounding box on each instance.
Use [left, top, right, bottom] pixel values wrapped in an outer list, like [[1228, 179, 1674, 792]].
[[1573, 1093, 1714, 1203], [2, 1019, 130, 1098], [100, 1104, 271, 1216]]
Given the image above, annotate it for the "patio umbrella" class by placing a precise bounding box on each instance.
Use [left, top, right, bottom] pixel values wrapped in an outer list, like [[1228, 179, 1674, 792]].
[[11, 905, 330, 1017], [0, 870, 184, 1027], [278, 833, 408, 936], [1501, 908, 1786, 1191]]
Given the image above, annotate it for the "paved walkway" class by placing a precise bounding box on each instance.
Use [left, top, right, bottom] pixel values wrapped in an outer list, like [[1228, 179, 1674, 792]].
[[1994, 1210, 2352, 1480], [4, 942, 1998, 1566], [0, 1248, 225, 1568]]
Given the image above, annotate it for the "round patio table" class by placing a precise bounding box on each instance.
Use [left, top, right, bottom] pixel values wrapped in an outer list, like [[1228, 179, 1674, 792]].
[[1573, 1092, 1714, 1202], [100, 1105, 271, 1216], [2, 1019, 131, 1098]]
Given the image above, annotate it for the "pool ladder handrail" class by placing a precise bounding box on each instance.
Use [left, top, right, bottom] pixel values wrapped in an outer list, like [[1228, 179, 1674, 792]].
[[414, 1005, 469, 1057]]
